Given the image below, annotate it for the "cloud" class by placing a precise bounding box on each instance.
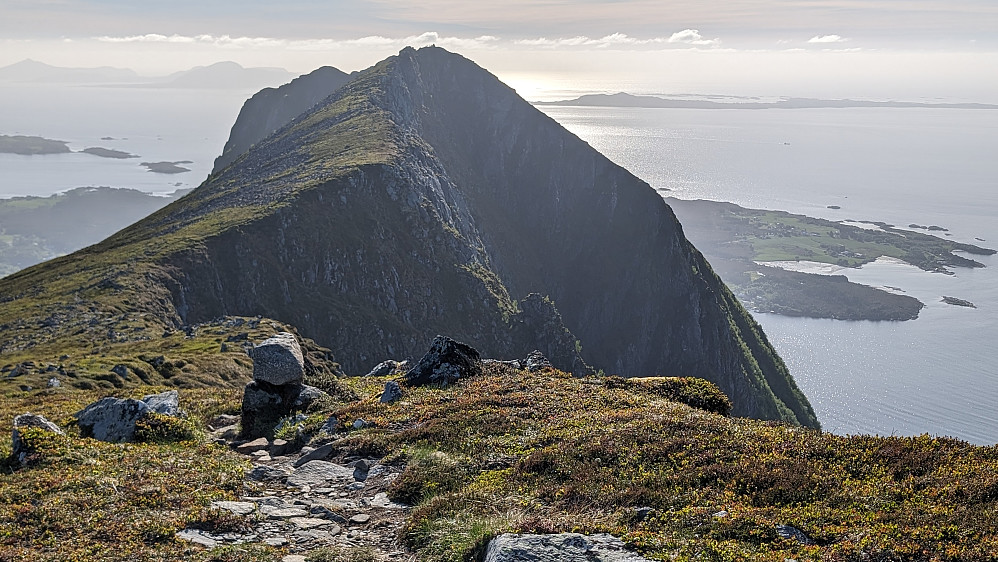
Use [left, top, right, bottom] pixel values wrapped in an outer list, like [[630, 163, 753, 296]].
[[808, 35, 847, 44], [94, 32, 501, 51], [668, 29, 719, 45], [514, 32, 719, 48]]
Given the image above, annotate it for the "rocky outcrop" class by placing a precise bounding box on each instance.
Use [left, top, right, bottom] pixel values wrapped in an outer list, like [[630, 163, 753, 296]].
[[212, 66, 354, 173], [484, 533, 654, 561], [242, 332, 328, 437], [75, 391, 180, 442], [404, 335, 481, 387]]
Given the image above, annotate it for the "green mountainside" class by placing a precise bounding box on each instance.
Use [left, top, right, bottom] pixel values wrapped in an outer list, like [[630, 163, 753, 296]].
[[0, 46, 814, 425]]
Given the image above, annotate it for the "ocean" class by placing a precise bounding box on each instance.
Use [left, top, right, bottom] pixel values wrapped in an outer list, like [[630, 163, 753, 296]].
[[2, 82, 996, 444], [539, 105, 998, 444]]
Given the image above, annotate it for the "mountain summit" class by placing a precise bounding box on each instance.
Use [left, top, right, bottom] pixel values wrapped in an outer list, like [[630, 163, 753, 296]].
[[0, 46, 816, 426]]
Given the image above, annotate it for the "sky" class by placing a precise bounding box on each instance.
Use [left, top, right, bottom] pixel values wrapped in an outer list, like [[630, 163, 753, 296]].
[[2, 0, 997, 101]]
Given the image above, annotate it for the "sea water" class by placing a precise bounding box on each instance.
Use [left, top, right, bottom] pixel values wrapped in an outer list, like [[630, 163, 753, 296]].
[[3, 82, 997, 444], [0, 83, 252, 198], [540, 105, 998, 444]]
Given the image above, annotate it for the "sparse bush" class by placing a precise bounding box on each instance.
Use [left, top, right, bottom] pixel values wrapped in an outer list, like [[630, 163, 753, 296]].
[[134, 412, 202, 443]]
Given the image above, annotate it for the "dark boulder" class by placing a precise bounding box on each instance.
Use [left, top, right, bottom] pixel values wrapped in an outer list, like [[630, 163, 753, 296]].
[[404, 335, 481, 387]]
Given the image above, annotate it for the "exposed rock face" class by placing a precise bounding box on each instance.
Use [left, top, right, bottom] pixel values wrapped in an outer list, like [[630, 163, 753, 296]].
[[484, 533, 654, 561], [405, 335, 482, 387], [252, 332, 305, 385], [212, 66, 353, 173], [74, 391, 179, 442], [12, 413, 64, 463]]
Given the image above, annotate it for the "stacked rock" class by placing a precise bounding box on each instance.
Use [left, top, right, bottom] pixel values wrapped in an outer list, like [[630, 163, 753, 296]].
[[242, 332, 327, 438]]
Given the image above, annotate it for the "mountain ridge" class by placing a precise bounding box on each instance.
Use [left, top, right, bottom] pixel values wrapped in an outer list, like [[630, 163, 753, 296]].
[[0, 46, 816, 427]]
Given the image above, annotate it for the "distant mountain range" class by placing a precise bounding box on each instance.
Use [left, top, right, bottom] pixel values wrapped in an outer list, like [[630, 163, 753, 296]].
[[536, 91, 998, 110], [0, 59, 295, 90]]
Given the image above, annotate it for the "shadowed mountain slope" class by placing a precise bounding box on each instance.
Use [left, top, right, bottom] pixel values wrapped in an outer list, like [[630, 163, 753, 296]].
[[0, 47, 817, 426], [212, 66, 354, 173]]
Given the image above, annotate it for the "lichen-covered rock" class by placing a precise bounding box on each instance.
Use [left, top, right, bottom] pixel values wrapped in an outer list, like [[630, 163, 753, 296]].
[[484, 533, 654, 561], [142, 390, 179, 416], [75, 397, 149, 442], [12, 413, 64, 463], [405, 335, 481, 387], [252, 332, 305, 385], [380, 380, 403, 403], [75, 391, 182, 442]]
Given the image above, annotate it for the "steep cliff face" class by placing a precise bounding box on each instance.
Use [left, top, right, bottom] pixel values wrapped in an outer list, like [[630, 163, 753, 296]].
[[0, 47, 816, 426], [212, 66, 354, 173]]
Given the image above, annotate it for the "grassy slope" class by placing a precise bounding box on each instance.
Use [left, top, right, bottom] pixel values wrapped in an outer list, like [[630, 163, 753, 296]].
[[340, 366, 998, 562], [4, 365, 995, 561]]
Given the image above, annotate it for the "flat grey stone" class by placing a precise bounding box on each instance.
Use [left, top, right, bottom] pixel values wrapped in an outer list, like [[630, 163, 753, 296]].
[[236, 437, 270, 454], [290, 517, 332, 529], [211, 501, 257, 516], [288, 460, 355, 487], [266, 507, 310, 519], [176, 529, 218, 548], [483, 533, 654, 561], [246, 464, 290, 482], [294, 442, 334, 467], [349, 513, 371, 524], [264, 537, 288, 547]]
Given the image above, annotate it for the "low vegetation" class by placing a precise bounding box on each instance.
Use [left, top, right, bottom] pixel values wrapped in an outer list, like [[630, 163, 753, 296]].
[[2, 348, 997, 561]]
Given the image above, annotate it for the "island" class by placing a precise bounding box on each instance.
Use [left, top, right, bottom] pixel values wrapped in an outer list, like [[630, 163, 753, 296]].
[[667, 198, 995, 321], [942, 296, 976, 308], [0, 134, 71, 155], [81, 147, 138, 159], [140, 160, 192, 174], [535, 92, 998, 110]]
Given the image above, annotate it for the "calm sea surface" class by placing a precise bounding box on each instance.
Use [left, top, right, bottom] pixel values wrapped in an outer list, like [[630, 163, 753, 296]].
[[540, 105, 998, 444], [2, 83, 996, 444]]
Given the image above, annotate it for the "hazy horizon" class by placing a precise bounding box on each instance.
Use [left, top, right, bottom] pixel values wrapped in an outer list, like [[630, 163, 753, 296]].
[[2, 0, 998, 103]]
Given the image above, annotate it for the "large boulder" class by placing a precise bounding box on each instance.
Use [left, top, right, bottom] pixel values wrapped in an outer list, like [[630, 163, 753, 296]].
[[404, 335, 481, 387], [75, 397, 148, 442], [252, 332, 305, 385], [484, 533, 654, 562], [75, 391, 180, 442], [12, 413, 64, 463]]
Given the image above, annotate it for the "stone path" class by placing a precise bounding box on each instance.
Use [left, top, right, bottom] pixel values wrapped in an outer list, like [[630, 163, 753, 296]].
[[177, 433, 415, 561]]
